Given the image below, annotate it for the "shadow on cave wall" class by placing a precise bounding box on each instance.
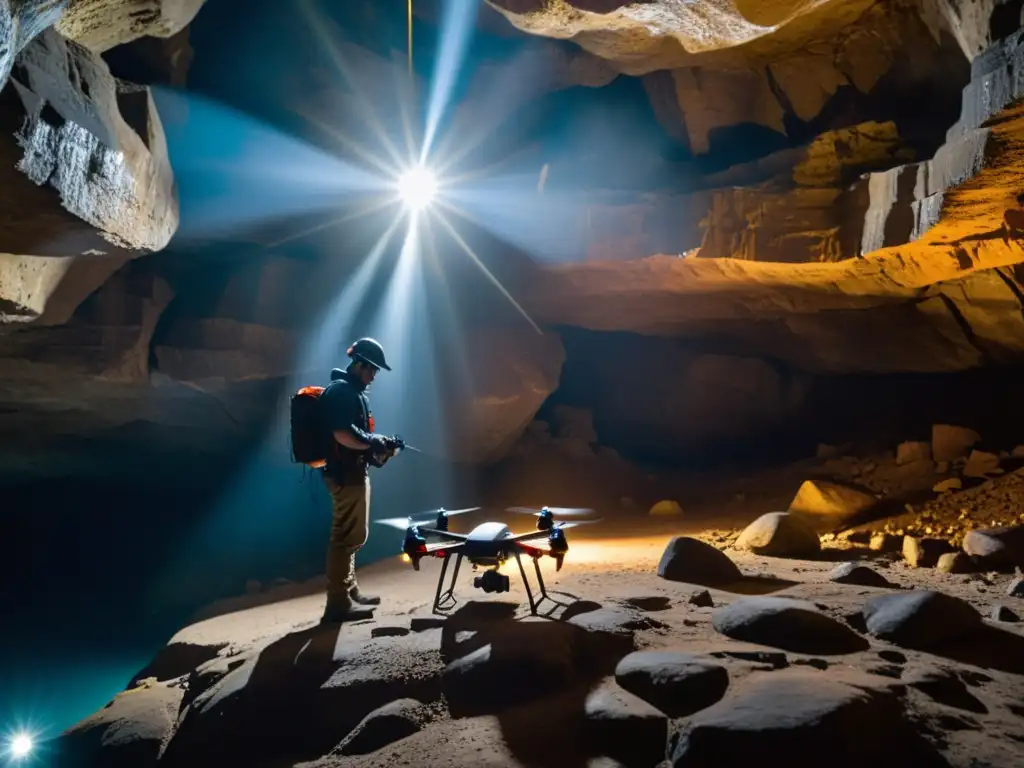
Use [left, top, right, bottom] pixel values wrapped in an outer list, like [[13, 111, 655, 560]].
[[544, 327, 1024, 471]]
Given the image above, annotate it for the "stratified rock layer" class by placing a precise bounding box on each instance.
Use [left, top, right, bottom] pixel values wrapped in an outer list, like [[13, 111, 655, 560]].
[[522, 21, 1024, 374], [55, 0, 206, 52], [0, 28, 177, 324]]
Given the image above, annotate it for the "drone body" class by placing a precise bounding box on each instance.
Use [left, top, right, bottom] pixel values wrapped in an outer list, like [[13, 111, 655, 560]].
[[378, 506, 597, 615]]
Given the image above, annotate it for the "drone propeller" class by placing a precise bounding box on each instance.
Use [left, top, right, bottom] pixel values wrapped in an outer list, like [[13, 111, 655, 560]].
[[375, 506, 481, 531], [416, 506, 481, 518], [554, 519, 603, 529], [506, 506, 595, 518], [376, 516, 421, 531]]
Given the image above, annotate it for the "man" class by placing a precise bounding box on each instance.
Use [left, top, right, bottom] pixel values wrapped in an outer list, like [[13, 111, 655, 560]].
[[318, 337, 402, 623]]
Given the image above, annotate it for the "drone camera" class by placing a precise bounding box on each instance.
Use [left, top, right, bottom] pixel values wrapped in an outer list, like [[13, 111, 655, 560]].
[[473, 568, 510, 594]]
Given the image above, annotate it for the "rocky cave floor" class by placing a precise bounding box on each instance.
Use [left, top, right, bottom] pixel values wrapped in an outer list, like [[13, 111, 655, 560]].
[[55, 424, 1024, 768]]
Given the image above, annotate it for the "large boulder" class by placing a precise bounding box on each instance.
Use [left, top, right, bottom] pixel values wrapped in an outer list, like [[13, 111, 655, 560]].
[[962, 525, 1024, 568], [734, 512, 821, 557], [861, 590, 983, 649], [787, 480, 877, 531], [52, 680, 184, 767], [711, 597, 870, 655], [657, 537, 743, 587], [583, 678, 668, 768], [1, 27, 177, 325], [333, 698, 431, 757], [614, 651, 730, 718], [829, 562, 896, 589], [439, 328, 566, 464], [670, 670, 951, 767]]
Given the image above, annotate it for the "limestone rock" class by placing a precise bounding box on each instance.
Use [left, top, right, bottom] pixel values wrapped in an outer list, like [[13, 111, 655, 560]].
[[614, 651, 729, 718], [932, 424, 981, 462], [896, 441, 931, 465], [657, 537, 742, 587], [1008, 578, 1024, 597], [648, 499, 683, 517], [963, 449, 1002, 478], [583, 678, 668, 768], [492, 1, 953, 159], [439, 328, 565, 465], [1, 28, 177, 325], [933, 477, 962, 493], [789, 121, 909, 189], [829, 562, 895, 588], [154, 319, 297, 383], [936, 552, 973, 574], [1012, 445, 1024, 458], [336, 699, 430, 757], [869, 532, 902, 552], [903, 536, 954, 568], [861, 590, 983, 649], [788, 480, 877, 531], [734, 512, 820, 558], [920, 0, 1022, 60], [962, 526, 1024, 568], [711, 596, 869, 655], [56, 0, 207, 53], [0, 0, 68, 90], [688, 590, 713, 608], [671, 670, 949, 767], [523, 29, 1024, 376], [53, 680, 184, 766], [697, 185, 859, 265]]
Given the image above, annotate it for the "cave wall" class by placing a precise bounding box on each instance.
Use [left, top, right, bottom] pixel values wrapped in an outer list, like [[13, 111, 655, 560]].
[[7, 0, 1024, 487], [545, 326, 1024, 468]]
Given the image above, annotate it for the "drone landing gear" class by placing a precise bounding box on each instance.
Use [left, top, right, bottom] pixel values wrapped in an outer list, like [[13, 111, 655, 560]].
[[430, 550, 552, 616], [433, 552, 464, 613], [513, 549, 551, 616]]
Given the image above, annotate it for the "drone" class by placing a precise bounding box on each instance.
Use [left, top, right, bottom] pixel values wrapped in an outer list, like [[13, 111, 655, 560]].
[[375, 505, 600, 615]]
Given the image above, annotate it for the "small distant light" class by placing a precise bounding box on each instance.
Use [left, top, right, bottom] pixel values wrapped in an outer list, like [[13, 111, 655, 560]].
[[396, 166, 438, 211], [401, 553, 412, 564], [10, 733, 33, 759]]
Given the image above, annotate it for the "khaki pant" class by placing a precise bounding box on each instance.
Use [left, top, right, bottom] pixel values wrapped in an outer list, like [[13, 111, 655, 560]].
[[323, 474, 370, 602]]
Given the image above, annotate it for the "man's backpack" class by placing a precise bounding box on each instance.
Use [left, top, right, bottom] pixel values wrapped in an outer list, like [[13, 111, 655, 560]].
[[289, 386, 329, 468], [289, 380, 377, 469]]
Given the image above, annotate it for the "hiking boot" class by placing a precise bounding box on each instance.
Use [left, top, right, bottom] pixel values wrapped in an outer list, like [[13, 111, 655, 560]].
[[320, 596, 375, 624], [350, 585, 381, 606]]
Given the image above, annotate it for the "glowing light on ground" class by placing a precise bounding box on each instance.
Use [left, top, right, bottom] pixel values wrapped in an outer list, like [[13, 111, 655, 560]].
[[396, 166, 439, 211]]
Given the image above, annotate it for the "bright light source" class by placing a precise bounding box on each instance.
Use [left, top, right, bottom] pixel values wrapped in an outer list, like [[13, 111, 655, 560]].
[[396, 166, 438, 211], [9, 733, 33, 759]]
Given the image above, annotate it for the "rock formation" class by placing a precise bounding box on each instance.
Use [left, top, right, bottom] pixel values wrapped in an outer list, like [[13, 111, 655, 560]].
[[0, 26, 177, 324], [54, 0, 206, 53], [521, 25, 1024, 373], [10, 0, 1024, 476], [0, 0, 69, 89]]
